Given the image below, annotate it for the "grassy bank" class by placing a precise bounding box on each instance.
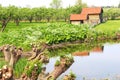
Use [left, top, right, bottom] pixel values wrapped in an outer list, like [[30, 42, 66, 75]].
[[95, 20, 120, 33], [0, 22, 89, 50], [0, 20, 120, 51], [0, 20, 120, 78]]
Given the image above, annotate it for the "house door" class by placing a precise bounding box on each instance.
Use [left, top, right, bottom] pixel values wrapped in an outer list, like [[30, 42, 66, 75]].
[[81, 20, 83, 23]]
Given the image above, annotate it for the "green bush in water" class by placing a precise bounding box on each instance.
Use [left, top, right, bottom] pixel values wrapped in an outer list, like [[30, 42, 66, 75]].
[[69, 71, 76, 79]]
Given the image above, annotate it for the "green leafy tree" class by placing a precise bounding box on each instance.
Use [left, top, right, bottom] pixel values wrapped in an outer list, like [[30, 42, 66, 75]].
[[13, 7, 22, 26], [50, 0, 62, 9], [32, 8, 39, 22], [45, 8, 54, 22], [33, 7, 46, 22], [70, 5, 82, 14], [103, 8, 120, 20], [0, 5, 16, 32], [20, 8, 34, 23], [76, 0, 87, 7], [76, 0, 82, 5]]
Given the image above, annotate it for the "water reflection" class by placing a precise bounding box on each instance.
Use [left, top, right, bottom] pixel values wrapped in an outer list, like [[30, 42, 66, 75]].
[[45, 43, 120, 80]]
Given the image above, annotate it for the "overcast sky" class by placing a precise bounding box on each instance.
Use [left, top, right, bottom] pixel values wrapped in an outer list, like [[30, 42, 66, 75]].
[[0, 0, 119, 8]]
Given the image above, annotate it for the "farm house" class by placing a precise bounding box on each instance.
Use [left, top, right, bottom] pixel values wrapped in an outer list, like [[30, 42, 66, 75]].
[[70, 7, 103, 25]]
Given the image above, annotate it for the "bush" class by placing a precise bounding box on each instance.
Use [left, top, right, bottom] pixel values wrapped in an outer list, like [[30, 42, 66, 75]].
[[55, 60, 60, 66]]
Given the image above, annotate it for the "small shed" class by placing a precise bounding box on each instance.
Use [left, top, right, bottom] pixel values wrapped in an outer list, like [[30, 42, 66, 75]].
[[70, 14, 88, 25], [70, 7, 103, 25]]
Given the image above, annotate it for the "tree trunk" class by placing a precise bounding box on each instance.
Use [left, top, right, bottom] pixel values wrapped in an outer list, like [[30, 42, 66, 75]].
[[64, 18, 67, 22], [0, 45, 11, 62], [0, 65, 14, 80], [28, 44, 47, 61], [1, 45, 22, 67], [47, 18, 50, 22], [15, 19, 19, 26], [9, 46, 16, 67], [45, 57, 74, 80], [29, 18, 33, 23], [1, 20, 7, 32], [1, 17, 10, 32]]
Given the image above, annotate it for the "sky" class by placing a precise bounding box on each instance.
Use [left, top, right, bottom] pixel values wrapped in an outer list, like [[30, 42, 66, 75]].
[[0, 0, 119, 8]]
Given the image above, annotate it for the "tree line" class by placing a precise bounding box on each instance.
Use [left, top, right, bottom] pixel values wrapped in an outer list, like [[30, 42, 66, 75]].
[[103, 8, 120, 20], [0, 0, 87, 32], [0, 0, 120, 32]]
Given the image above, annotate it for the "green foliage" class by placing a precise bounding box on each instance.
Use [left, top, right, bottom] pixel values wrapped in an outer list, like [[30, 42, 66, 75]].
[[50, 0, 62, 9], [0, 20, 119, 51], [55, 60, 61, 66], [14, 58, 28, 78], [0, 60, 6, 68], [95, 20, 120, 33], [0, 52, 3, 57], [24, 59, 42, 77], [45, 23, 89, 44], [103, 8, 120, 20], [0, 23, 89, 50], [69, 71, 76, 78]]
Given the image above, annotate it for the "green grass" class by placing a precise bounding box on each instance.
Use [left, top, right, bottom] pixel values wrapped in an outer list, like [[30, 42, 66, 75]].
[[0, 52, 3, 57], [0, 22, 47, 32], [0, 60, 7, 68], [0, 58, 27, 78], [14, 58, 28, 78], [0, 20, 120, 51], [0, 22, 89, 51], [95, 20, 120, 33]]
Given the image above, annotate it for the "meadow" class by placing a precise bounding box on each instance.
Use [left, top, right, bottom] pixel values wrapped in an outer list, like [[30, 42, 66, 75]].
[[0, 20, 120, 78], [95, 20, 120, 33], [0, 22, 90, 50], [0, 20, 120, 51]]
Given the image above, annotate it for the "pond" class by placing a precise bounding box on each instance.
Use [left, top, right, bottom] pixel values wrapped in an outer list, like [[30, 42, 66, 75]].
[[45, 43, 120, 80]]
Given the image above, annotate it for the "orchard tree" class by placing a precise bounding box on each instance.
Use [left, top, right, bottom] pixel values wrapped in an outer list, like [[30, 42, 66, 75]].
[[20, 8, 34, 23], [0, 5, 16, 32], [33, 7, 46, 22], [76, 0, 87, 7], [76, 0, 82, 5], [70, 5, 82, 14], [27, 8, 34, 23], [45, 8, 53, 22], [32, 8, 39, 22], [63, 8, 70, 22], [103, 8, 120, 20], [50, 0, 62, 9], [13, 7, 22, 26], [20, 8, 28, 21], [70, 0, 87, 14]]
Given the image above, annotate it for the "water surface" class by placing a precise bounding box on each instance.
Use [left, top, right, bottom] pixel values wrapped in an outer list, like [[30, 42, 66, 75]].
[[45, 43, 120, 80]]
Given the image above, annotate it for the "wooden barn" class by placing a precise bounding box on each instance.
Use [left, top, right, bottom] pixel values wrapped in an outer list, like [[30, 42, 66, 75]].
[[70, 7, 103, 25]]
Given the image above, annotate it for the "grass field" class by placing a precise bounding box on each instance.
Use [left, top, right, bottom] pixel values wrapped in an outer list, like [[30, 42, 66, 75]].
[[0, 20, 120, 78], [0, 22, 48, 32], [95, 20, 120, 33], [0, 22, 89, 50], [0, 20, 120, 51]]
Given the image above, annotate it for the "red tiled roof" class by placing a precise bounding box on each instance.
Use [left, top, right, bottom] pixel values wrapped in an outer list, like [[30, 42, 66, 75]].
[[81, 7, 102, 15], [70, 14, 87, 20], [70, 7, 102, 21]]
